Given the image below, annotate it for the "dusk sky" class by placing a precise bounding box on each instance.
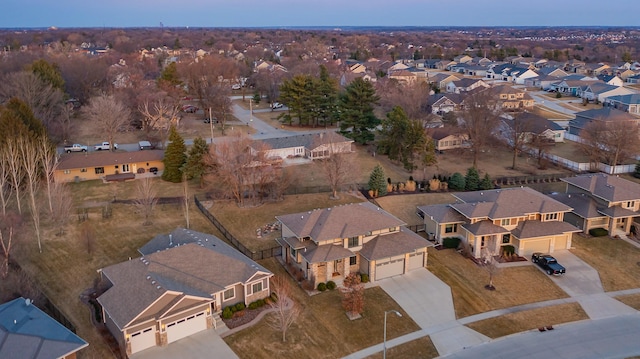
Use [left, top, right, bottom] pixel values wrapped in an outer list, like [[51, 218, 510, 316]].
[[3, 0, 640, 28]]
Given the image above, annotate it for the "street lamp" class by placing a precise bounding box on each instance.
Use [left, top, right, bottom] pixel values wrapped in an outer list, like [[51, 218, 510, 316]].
[[384, 310, 402, 359]]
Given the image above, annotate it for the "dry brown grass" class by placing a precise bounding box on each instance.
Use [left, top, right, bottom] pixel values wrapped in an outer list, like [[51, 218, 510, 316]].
[[428, 249, 569, 318], [209, 193, 366, 252], [466, 303, 588, 339], [225, 258, 421, 359], [531, 105, 574, 120], [365, 336, 439, 359], [616, 293, 640, 310], [375, 193, 457, 226], [570, 235, 640, 292], [547, 140, 592, 163]]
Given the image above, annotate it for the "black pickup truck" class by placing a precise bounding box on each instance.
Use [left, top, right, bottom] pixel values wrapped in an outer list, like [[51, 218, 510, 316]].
[[531, 253, 566, 275]]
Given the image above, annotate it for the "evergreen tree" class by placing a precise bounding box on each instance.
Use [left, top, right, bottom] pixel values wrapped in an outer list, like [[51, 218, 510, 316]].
[[368, 164, 387, 196], [159, 62, 181, 87], [279, 74, 315, 126], [29, 59, 65, 91], [317, 65, 338, 127], [479, 173, 493, 190], [339, 78, 380, 144], [183, 137, 209, 185], [465, 167, 480, 191], [634, 162, 640, 179], [162, 126, 187, 183], [449, 172, 466, 191]]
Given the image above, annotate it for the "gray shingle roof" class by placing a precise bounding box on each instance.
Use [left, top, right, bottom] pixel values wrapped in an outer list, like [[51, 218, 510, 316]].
[[256, 132, 352, 151], [358, 227, 432, 261], [0, 297, 88, 359], [301, 244, 354, 263], [462, 220, 510, 236], [511, 220, 580, 239], [417, 204, 466, 223], [276, 202, 405, 243], [562, 174, 640, 203], [548, 193, 605, 219]]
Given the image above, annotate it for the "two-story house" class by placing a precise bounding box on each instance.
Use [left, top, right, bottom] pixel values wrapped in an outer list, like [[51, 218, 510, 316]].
[[417, 187, 580, 258], [552, 174, 640, 236], [276, 202, 432, 286], [490, 84, 535, 110]]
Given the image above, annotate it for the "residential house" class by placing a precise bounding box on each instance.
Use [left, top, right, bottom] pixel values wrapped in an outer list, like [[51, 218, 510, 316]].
[[568, 107, 640, 136], [54, 150, 165, 183], [427, 93, 465, 115], [463, 64, 490, 77], [539, 67, 568, 78], [446, 78, 489, 94], [526, 74, 562, 90], [500, 112, 565, 144], [256, 132, 353, 161], [597, 74, 624, 87], [388, 69, 418, 85], [604, 94, 640, 116], [387, 62, 410, 74], [428, 73, 462, 91], [509, 67, 539, 85], [429, 128, 468, 151], [98, 228, 273, 356], [490, 84, 535, 110], [276, 202, 432, 285], [618, 69, 638, 81], [578, 82, 636, 103], [555, 174, 640, 236], [552, 79, 598, 97], [0, 297, 88, 359], [627, 74, 640, 84], [435, 60, 457, 71], [340, 71, 375, 87], [454, 54, 473, 64], [582, 63, 611, 76], [417, 187, 581, 258]]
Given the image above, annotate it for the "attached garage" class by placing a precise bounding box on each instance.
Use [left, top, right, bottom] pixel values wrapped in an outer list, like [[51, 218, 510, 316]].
[[375, 256, 405, 280], [553, 235, 568, 251], [407, 252, 425, 271], [166, 312, 207, 344], [129, 326, 156, 354], [520, 238, 551, 257]]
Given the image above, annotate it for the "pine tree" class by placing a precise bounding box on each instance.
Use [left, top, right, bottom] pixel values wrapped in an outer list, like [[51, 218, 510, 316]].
[[465, 167, 480, 191], [368, 165, 387, 196], [449, 173, 466, 191], [183, 137, 209, 185], [162, 126, 187, 183], [339, 78, 380, 144], [480, 173, 493, 190]]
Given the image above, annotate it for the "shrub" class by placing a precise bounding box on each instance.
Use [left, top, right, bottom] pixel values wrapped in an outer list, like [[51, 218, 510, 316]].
[[248, 302, 259, 310], [230, 305, 238, 313], [443, 237, 460, 249], [502, 245, 515, 256], [326, 281, 337, 290], [257, 299, 265, 307], [235, 303, 245, 311], [317, 282, 327, 291], [270, 292, 278, 302], [360, 273, 370, 283], [448, 173, 466, 191], [555, 92, 562, 98], [222, 307, 233, 319], [589, 228, 608, 237]]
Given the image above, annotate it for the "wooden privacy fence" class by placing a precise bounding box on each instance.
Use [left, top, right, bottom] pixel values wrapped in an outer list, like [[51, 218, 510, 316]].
[[194, 196, 282, 261]]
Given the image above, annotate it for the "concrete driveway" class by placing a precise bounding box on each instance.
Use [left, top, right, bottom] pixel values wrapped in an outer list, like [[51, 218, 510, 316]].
[[129, 328, 238, 359]]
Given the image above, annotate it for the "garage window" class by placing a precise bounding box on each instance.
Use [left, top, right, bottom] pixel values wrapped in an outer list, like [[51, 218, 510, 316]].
[[251, 282, 263, 294], [445, 224, 458, 233], [223, 288, 235, 301]]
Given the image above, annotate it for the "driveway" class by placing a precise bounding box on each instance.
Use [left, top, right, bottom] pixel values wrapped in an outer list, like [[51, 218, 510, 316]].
[[129, 328, 238, 359], [378, 268, 489, 356]]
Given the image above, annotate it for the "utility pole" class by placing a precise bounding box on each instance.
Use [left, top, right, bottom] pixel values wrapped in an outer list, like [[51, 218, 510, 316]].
[[209, 107, 214, 145]]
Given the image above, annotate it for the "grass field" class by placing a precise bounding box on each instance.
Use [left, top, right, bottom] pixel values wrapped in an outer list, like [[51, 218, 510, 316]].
[[547, 140, 591, 163], [364, 337, 439, 359], [225, 258, 422, 359], [466, 303, 588, 338], [428, 249, 569, 318]]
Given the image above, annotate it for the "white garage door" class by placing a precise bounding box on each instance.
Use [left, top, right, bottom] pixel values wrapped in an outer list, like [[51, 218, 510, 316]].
[[166, 312, 207, 344], [553, 235, 568, 251], [129, 326, 156, 354], [376, 258, 405, 280], [522, 238, 550, 257], [408, 252, 424, 270]]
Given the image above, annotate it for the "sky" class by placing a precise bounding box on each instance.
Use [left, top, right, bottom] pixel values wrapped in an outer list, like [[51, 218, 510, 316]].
[[3, 0, 640, 28]]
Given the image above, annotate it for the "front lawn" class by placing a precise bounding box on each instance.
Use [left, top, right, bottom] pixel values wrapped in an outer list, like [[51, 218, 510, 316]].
[[466, 303, 588, 338], [570, 235, 640, 292], [225, 258, 422, 359], [365, 336, 438, 359], [428, 249, 569, 318]]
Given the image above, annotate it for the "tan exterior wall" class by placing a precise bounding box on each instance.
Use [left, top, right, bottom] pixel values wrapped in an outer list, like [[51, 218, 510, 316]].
[[54, 159, 164, 183], [221, 283, 244, 306]]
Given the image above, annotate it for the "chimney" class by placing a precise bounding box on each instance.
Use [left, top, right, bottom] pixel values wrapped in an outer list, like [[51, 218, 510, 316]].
[[169, 234, 173, 246]]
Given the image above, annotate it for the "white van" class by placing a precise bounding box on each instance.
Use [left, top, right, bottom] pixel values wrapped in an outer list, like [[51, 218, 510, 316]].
[[139, 141, 153, 150]]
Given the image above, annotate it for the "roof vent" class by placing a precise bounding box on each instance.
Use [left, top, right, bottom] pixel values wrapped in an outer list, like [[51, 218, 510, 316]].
[[146, 275, 151, 280], [156, 285, 162, 290], [151, 280, 156, 285], [25, 298, 32, 306]]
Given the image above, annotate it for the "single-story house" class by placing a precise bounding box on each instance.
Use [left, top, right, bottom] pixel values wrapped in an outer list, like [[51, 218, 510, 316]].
[[429, 128, 469, 151], [54, 150, 165, 183], [97, 228, 273, 356], [577, 82, 636, 103], [604, 93, 640, 116], [276, 202, 433, 286], [427, 93, 465, 115], [568, 107, 640, 136], [0, 297, 88, 359], [446, 78, 489, 94], [500, 112, 565, 144], [255, 132, 353, 161], [417, 187, 581, 258]]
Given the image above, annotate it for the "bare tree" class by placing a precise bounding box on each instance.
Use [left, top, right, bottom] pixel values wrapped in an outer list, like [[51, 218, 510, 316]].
[[38, 136, 58, 215], [506, 112, 535, 170], [461, 90, 502, 168], [138, 97, 181, 148], [82, 94, 131, 151], [20, 136, 43, 253], [0, 146, 10, 216], [267, 276, 300, 343], [480, 237, 501, 291], [341, 273, 365, 317], [316, 136, 358, 199], [529, 134, 555, 169], [49, 181, 74, 236], [4, 138, 23, 214], [134, 178, 158, 226], [0, 227, 13, 279], [579, 120, 640, 174]]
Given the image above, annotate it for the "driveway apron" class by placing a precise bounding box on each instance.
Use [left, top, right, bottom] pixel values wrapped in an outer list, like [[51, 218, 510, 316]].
[[129, 328, 239, 359]]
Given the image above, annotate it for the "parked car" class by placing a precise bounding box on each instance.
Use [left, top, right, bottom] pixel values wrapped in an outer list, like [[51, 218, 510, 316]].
[[531, 253, 566, 275], [203, 118, 219, 124], [231, 84, 241, 90], [93, 141, 118, 151], [149, 167, 158, 174], [182, 105, 198, 113], [64, 144, 87, 153], [271, 102, 283, 109], [139, 141, 154, 150]]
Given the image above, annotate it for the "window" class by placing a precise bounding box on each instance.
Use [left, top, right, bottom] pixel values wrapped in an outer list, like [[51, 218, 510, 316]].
[[544, 213, 558, 221], [626, 201, 635, 209], [80, 168, 87, 173], [290, 247, 297, 258], [502, 234, 510, 244], [122, 164, 130, 173], [348, 237, 359, 248], [349, 256, 357, 266], [445, 224, 458, 233], [251, 282, 263, 294], [223, 288, 235, 301], [501, 219, 510, 226], [114, 165, 119, 169], [63, 170, 70, 174], [95, 167, 104, 174], [481, 237, 486, 247]]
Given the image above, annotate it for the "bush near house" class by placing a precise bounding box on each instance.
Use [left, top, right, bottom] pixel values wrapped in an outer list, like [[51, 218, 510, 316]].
[[443, 237, 461, 249], [360, 273, 370, 283], [317, 282, 327, 291], [589, 228, 609, 237], [326, 281, 337, 290], [502, 245, 516, 256]]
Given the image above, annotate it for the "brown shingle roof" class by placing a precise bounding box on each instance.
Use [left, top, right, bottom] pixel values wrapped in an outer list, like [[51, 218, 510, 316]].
[[301, 244, 354, 263], [358, 227, 432, 261], [276, 202, 405, 243], [462, 220, 510, 236], [417, 204, 466, 223], [511, 220, 580, 239], [562, 174, 640, 203], [548, 193, 604, 219], [58, 150, 164, 170]]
